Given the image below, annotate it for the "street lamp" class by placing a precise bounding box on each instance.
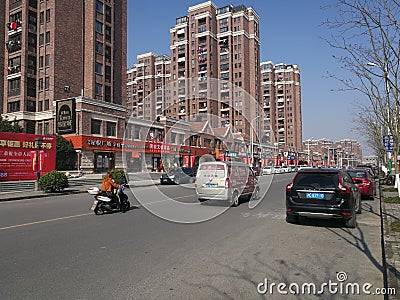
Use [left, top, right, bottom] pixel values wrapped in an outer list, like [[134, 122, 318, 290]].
[[250, 115, 260, 167], [34, 137, 43, 188], [367, 61, 392, 175]]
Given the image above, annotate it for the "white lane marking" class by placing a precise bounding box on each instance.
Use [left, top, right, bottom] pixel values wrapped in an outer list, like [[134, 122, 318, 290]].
[[0, 213, 93, 231]]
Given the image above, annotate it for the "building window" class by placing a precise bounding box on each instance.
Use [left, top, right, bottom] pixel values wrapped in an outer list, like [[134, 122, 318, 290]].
[[106, 122, 116, 137], [39, 33, 44, 46], [39, 56, 44, 68], [105, 25, 111, 42], [44, 122, 49, 135], [95, 21, 103, 34], [95, 41, 103, 54], [38, 78, 43, 91], [91, 119, 102, 135], [105, 5, 112, 23], [44, 99, 49, 110], [45, 76, 50, 89], [38, 123, 43, 134], [45, 31, 50, 44], [105, 45, 111, 63], [95, 0, 104, 13], [39, 11, 44, 24], [45, 54, 50, 66], [105, 66, 111, 83], [105, 85, 111, 102], [134, 127, 140, 139], [95, 83, 102, 95], [95, 62, 103, 75], [7, 101, 20, 113], [45, 9, 50, 22], [8, 78, 21, 96], [38, 100, 43, 111]]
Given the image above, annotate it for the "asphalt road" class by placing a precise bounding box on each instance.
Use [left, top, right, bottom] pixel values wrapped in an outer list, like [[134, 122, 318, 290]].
[[0, 173, 385, 299]]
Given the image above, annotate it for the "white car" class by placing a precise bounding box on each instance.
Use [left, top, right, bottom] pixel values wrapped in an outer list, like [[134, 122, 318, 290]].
[[262, 166, 273, 175], [281, 166, 290, 173], [273, 166, 283, 174]]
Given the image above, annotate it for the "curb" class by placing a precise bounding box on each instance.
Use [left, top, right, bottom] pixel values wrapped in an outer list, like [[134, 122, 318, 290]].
[[0, 181, 161, 202]]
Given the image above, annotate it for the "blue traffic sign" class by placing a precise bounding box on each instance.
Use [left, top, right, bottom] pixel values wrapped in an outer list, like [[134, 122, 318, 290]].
[[383, 135, 394, 152]]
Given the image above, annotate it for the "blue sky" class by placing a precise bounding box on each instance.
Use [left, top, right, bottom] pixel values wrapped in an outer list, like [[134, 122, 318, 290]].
[[127, 1, 367, 151]]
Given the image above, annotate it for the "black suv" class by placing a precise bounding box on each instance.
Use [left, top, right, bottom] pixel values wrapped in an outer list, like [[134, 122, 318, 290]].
[[286, 168, 361, 228]]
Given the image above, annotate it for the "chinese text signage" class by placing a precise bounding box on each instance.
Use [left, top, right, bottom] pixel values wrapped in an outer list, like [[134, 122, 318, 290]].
[[0, 132, 56, 181]]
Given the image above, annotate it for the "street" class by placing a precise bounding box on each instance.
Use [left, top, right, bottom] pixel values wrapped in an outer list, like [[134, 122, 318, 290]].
[[0, 173, 385, 299]]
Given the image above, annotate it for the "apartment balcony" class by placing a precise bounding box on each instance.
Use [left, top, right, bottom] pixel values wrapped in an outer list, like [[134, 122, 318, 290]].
[[197, 46, 207, 53], [220, 84, 229, 91], [177, 56, 186, 63], [199, 83, 207, 91], [9, 0, 23, 10], [199, 92, 207, 99], [6, 65, 21, 76], [198, 106, 208, 112], [6, 40, 21, 53], [221, 105, 230, 111], [7, 20, 22, 35], [198, 57, 207, 63], [263, 102, 270, 109], [220, 47, 229, 54], [198, 75, 207, 82]]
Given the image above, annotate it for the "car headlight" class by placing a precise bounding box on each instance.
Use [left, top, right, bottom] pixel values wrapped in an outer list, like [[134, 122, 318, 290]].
[[169, 175, 175, 179]]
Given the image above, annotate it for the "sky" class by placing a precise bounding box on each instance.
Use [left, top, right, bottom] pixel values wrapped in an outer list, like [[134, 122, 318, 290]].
[[127, 0, 369, 153]]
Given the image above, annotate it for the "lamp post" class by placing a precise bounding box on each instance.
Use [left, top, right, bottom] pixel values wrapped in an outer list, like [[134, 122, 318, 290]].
[[34, 137, 43, 189], [250, 115, 260, 167], [367, 61, 392, 175]]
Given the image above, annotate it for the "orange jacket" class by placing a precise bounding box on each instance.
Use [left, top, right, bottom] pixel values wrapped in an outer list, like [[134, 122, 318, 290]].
[[101, 174, 119, 192]]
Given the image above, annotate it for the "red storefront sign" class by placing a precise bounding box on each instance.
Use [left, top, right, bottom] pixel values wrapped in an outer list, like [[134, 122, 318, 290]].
[[0, 132, 56, 181]]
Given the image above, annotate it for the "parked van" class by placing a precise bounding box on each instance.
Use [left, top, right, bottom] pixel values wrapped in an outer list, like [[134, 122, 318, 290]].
[[195, 161, 260, 206]]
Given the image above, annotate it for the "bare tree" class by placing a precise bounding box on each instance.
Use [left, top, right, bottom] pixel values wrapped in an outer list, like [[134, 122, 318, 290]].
[[322, 0, 400, 173]]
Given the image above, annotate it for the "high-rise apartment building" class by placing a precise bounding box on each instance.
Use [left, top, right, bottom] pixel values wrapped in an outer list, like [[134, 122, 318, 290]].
[[167, 1, 261, 137], [2, 0, 127, 173], [260, 61, 302, 151], [3, 0, 126, 133], [126, 52, 171, 120]]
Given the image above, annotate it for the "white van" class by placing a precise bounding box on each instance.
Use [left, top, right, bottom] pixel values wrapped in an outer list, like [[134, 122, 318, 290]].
[[195, 161, 260, 207]]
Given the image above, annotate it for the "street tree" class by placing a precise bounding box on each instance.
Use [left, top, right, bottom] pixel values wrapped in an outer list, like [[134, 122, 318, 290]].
[[323, 0, 400, 173], [0, 119, 22, 132]]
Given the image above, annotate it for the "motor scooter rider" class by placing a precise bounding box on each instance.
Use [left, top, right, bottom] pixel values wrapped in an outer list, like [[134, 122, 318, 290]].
[[101, 172, 121, 207]]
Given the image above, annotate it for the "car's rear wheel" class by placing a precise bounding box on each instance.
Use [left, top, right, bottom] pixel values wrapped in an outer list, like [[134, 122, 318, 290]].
[[345, 203, 357, 228], [230, 192, 240, 207], [356, 196, 362, 214]]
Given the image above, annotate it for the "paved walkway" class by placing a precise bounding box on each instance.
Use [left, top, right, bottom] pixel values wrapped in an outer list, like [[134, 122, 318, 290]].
[[0, 172, 161, 202], [382, 188, 400, 299]]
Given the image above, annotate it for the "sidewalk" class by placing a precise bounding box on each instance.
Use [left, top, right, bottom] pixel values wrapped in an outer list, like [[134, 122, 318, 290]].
[[382, 187, 400, 299], [0, 172, 160, 202]]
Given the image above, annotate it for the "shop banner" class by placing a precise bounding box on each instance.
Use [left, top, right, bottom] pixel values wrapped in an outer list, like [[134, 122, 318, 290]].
[[0, 132, 56, 181]]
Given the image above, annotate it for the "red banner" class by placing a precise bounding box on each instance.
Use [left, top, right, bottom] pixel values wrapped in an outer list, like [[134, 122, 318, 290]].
[[0, 132, 56, 181]]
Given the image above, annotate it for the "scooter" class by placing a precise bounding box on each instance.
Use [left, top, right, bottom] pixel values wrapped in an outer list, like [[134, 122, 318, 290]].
[[88, 185, 130, 215]]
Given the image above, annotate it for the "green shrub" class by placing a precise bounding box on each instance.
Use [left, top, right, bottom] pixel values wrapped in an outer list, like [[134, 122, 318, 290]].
[[390, 221, 400, 232], [383, 187, 397, 192], [384, 196, 400, 204], [38, 170, 69, 193], [110, 169, 127, 185]]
